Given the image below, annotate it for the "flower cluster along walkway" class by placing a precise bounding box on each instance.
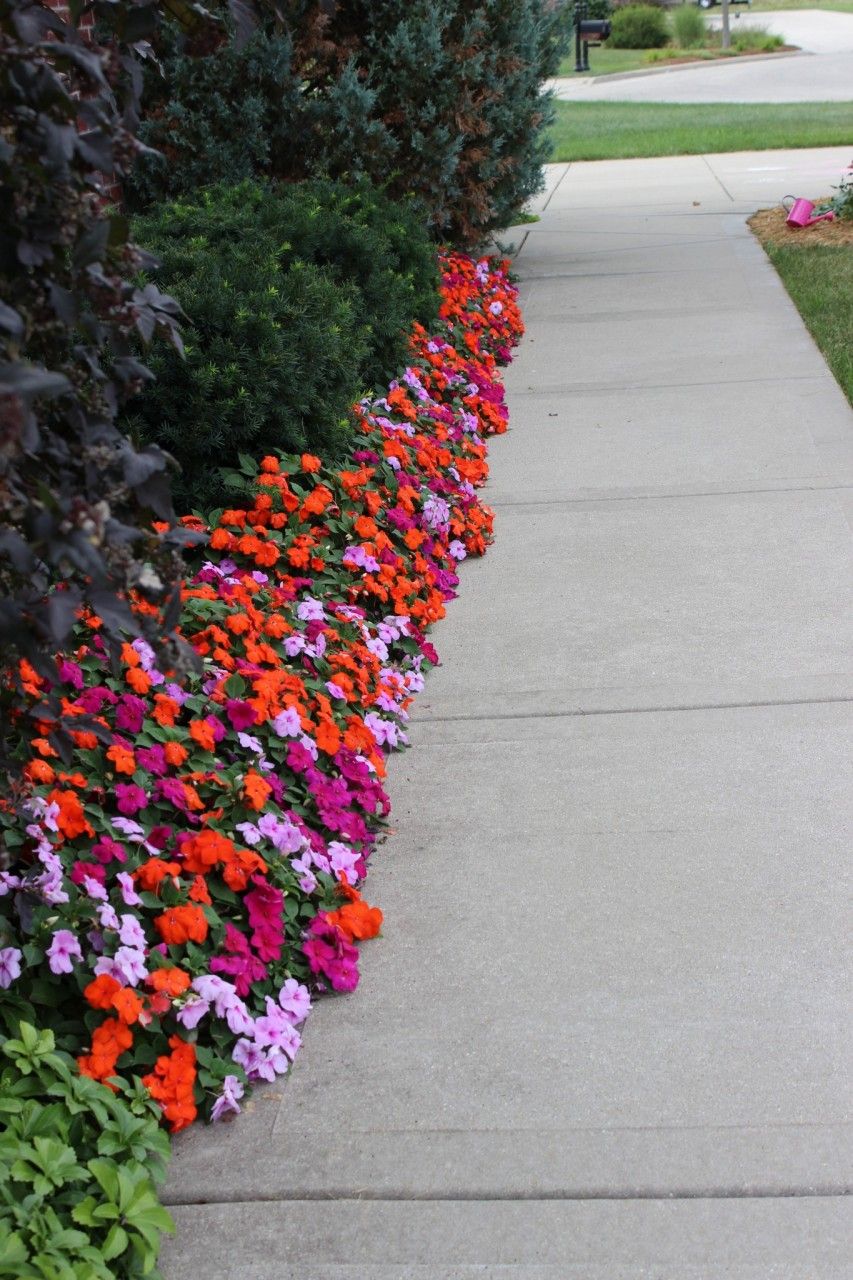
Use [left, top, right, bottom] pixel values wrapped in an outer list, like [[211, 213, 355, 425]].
[[161, 149, 853, 1277], [0, 253, 524, 1267]]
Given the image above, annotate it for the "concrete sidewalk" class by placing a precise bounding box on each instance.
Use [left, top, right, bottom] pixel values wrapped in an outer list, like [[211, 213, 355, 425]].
[[161, 150, 853, 1278]]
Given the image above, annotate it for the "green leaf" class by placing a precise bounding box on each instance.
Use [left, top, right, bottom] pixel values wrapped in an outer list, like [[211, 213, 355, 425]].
[[0, 1232, 28, 1269], [86, 1158, 120, 1205], [70, 1197, 99, 1228], [101, 1224, 129, 1262], [224, 673, 247, 697]]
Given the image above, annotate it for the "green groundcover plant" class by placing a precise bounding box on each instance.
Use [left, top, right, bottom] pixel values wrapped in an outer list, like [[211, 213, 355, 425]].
[[0, 1020, 172, 1280]]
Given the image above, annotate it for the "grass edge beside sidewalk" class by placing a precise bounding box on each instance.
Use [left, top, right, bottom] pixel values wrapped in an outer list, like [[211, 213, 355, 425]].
[[750, 211, 853, 405], [548, 101, 853, 162]]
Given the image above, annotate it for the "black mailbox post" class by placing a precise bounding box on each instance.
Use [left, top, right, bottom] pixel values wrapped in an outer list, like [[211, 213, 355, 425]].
[[574, 3, 612, 73]]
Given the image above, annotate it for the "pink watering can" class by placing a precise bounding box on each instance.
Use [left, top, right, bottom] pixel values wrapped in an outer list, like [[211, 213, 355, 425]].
[[782, 196, 836, 228]]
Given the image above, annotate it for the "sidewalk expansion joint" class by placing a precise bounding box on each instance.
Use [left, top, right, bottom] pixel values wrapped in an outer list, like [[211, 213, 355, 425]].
[[515, 257, 762, 282], [487, 484, 853, 508], [508, 373, 828, 397], [539, 163, 571, 215], [415, 696, 853, 726], [700, 154, 735, 203], [164, 1187, 851, 1207]]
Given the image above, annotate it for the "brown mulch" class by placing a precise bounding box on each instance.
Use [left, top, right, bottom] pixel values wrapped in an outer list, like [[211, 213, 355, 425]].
[[646, 44, 797, 69], [749, 202, 853, 249]]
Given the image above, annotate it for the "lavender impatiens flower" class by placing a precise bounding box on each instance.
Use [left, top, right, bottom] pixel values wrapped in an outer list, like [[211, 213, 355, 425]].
[[47, 929, 83, 975], [0, 947, 22, 988], [277, 978, 311, 1023], [211, 1074, 244, 1122]]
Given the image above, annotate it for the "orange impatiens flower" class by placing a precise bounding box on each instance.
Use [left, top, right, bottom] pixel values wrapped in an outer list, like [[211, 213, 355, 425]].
[[153, 693, 180, 727], [209, 527, 233, 551], [134, 858, 181, 894], [315, 717, 341, 756], [77, 1017, 133, 1086], [142, 1035, 197, 1133], [146, 967, 191, 998], [221, 847, 267, 892], [106, 744, 136, 775], [242, 769, 272, 811], [300, 484, 333, 518], [111, 987, 144, 1026], [189, 719, 216, 752], [164, 741, 189, 767], [181, 828, 234, 873], [325, 898, 384, 942], [326, 876, 384, 941], [84, 974, 122, 1011], [47, 788, 93, 840], [154, 904, 209, 946], [126, 667, 152, 695], [224, 612, 250, 635], [24, 758, 56, 785], [188, 874, 212, 905]]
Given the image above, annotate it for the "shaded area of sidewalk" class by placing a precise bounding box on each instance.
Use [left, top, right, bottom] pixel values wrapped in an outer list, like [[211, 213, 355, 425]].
[[162, 149, 853, 1278]]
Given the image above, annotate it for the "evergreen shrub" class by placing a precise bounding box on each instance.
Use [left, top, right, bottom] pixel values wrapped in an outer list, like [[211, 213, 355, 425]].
[[300, 0, 573, 245], [127, 195, 364, 512], [132, 1, 571, 247], [128, 180, 440, 511], [609, 4, 669, 47], [128, 30, 304, 211]]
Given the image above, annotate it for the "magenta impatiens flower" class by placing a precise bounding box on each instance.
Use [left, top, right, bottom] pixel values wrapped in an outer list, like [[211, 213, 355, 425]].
[[302, 915, 360, 993], [210, 925, 267, 997], [115, 783, 148, 816], [244, 877, 284, 963], [225, 699, 257, 730]]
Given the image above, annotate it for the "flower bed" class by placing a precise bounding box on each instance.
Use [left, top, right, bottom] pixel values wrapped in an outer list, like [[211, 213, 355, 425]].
[[0, 251, 522, 1273]]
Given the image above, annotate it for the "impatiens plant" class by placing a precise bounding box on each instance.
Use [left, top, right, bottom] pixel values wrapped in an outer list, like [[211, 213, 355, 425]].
[[0, 251, 523, 1273]]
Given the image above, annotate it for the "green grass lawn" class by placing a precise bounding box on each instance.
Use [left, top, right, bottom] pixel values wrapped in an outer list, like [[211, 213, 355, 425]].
[[749, 0, 853, 11], [557, 47, 661, 77], [555, 0, 853, 77], [548, 100, 853, 161], [763, 242, 853, 404], [556, 35, 788, 78]]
